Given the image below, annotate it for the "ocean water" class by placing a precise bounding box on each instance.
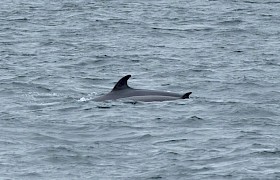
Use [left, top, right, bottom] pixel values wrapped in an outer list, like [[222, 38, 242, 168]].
[[1, 0, 280, 179]]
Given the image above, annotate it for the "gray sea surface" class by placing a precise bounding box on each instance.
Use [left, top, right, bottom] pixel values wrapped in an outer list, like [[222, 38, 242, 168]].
[[1, 0, 280, 179]]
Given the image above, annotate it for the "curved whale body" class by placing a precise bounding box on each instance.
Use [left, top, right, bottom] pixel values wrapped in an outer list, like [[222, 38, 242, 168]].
[[93, 75, 192, 102]]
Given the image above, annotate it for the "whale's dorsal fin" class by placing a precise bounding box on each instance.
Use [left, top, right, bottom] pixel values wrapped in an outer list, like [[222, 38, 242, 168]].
[[182, 92, 192, 99], [112, 75, 132, 91]]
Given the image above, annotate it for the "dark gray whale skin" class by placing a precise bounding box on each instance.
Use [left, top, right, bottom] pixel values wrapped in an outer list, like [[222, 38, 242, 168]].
[[93, 75, 192, 102]]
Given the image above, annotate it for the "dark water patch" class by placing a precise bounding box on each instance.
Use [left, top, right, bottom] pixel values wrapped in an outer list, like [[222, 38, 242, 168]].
[[189, 116, 203, 120], [229, 104, 278, 117], [148, 175, 163, 179], [20, 172, 42, 178], [27, 103, 58, 111], [30, 133, 65, 143], [107, 132, 153, 144], [154, 138, 188, 146], [9, 82, 53, 94], [56, 105, 81, 113], [151, 25, 215, 33], [39, 146, 92, 165], [218, 19, 243, 26], [252, 149, 280, 156], [264, 59, 280, 66], [230, 117, 280, 127], [96, 105, 113, 109]]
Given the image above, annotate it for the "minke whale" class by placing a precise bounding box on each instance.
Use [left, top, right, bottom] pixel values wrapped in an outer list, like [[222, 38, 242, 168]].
[[93, 75, 192, 102]]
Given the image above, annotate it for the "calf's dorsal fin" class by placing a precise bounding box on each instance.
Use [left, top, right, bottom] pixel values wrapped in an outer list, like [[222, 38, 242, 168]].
[[112, 75, 132, 91]]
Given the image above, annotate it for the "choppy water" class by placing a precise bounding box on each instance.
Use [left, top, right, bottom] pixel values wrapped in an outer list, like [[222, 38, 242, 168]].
[[1, 0, 280, 179]]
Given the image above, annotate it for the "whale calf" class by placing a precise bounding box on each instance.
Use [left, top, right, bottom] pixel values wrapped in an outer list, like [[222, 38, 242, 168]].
[[93, 75, 192, 102]]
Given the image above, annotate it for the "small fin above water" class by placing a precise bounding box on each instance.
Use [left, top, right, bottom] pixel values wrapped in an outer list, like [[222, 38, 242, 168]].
[[112, 75, 131, 91], [181, 92, 192, 99]]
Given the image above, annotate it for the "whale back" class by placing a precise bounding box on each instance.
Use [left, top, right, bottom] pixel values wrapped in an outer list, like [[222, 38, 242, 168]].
[[93, 75, 192, 102]]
